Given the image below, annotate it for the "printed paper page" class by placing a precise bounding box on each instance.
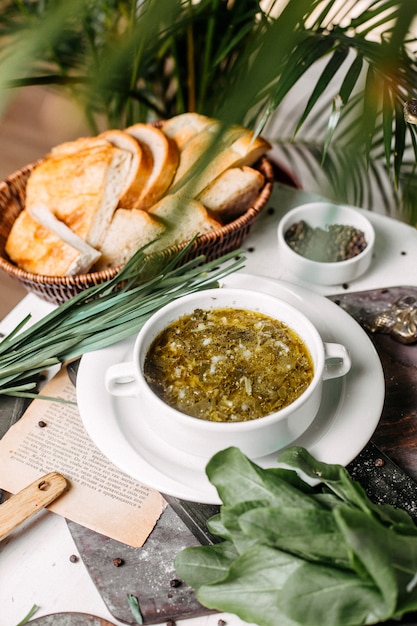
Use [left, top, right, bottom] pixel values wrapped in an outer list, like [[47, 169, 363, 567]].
[[0, 367, 166, 547]]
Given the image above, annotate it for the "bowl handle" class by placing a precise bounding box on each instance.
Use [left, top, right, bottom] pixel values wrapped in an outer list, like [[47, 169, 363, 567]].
[[105, 361, 138, 397], [323, 342, 351, 380]]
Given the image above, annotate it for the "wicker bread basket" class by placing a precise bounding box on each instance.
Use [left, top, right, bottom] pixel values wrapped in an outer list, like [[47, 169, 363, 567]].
[[0, 156, 274, 305]]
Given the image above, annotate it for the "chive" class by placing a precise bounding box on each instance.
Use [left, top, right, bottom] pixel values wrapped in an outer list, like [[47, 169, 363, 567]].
[[126, 594, 144, 624], [15, 605, 39, 626], [0, 242, 246, 397]]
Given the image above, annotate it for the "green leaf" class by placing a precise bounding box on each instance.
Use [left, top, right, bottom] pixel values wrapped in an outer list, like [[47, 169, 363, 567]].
[[322, 94, 343, 164], [174, 540, 238, 589], [278, 446, 417, 532], [175, 446, 417, 626], [338, 54, 364, 105], [280, 561, 384, 626], [362, 64, 380, 167], [196, 543, 304, 626], [335, 505, 417, 616], [206, 447, 320, 510], [394, 102, 407, 188], [294, 46, 350, 138], [382, 85, 394, 170], [239, 506, 350, 568], [217, 500, 269, 554]]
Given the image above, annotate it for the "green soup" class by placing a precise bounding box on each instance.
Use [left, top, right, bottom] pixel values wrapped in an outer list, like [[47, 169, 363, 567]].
[[144, 307, 314, 423]]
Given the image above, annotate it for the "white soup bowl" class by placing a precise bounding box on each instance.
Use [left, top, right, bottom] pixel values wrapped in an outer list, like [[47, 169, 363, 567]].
[[105, 288, 351, 460]]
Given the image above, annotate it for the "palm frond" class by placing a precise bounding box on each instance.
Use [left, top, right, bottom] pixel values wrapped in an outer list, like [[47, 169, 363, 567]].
[[0, 1, 417, 218]]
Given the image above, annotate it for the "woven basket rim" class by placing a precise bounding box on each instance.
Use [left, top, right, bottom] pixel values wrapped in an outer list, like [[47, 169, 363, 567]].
[[0, 156, 274, 287]]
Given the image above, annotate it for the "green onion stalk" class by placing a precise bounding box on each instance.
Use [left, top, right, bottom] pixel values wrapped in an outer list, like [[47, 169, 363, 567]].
[[0, 241, 246, 399]]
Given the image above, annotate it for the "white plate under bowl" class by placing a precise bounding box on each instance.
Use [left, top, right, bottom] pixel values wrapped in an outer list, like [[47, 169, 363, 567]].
[[76, 274, 385, 504]]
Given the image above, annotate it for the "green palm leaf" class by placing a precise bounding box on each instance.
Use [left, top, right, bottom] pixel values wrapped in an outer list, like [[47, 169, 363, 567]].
[[0, 0, 416, 218]]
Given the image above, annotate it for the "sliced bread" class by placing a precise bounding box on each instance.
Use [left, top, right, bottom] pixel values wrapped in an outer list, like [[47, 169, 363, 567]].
[[169, 124, 270, 196], [148, 194, 220, 248], [94, 208, 166, 270], [98, 130, 154, 209], [125, 123, 179, 209], [49, 136, 110, 157], [25, 140, 133, 248], [198, 166, 265, 223], [5, 208, 100, 276], [159, 112, 215, 150]]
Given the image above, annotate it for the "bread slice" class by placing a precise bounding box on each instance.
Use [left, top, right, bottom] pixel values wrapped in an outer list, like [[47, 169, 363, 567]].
[[98, 130, 153, 209], [49, 136, 110, 157], [25, 140, 133, 248], [169, 122, 243, 188], [169, 124, 271, 196], [94, 208, 166, 270], [148, 194, 220, 247], [125, 123, 179, 209], [198, 166, 265, 223], [159, 113, 215, 150], [5, 208, 100, 276]]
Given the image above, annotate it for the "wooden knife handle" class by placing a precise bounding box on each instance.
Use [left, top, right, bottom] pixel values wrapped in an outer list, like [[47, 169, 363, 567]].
[[0, 472, 68, 540]]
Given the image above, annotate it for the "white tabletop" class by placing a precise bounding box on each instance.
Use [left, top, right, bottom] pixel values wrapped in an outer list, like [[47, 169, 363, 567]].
[[1, 183, 417, 626]]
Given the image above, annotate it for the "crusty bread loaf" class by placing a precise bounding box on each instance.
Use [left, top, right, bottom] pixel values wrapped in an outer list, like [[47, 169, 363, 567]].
[[5, 208, 101, 276], [98, 130, 153, 209], [159, 112, 215, 149], [25, 140, 133, 248], [148, 194, 220, 248], [94, 208, 166, 270], [125, 123, 179, 209], [198, 166, 265, 223]]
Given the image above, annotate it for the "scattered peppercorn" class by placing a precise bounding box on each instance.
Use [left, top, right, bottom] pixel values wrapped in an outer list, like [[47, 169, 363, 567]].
[[401, 251, 407, 255], [284, 220, 367, 262], [375, 458, 385, 467], [113, 557, 124, 567], [218, 620, 227, 626], [247, 246, 255, 253], [69, 554, 79, 563], [267, 207, 275, 215], [342, 283, 349, 290], [38, 420, 47, 428], [170, 578, 182, 588]]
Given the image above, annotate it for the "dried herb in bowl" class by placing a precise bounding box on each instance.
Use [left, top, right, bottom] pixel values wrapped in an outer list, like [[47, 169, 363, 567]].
[[285, 220, 367, 263]]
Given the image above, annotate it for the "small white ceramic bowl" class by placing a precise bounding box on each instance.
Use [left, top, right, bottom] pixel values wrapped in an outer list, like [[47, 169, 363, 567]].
[[277, 202, 375, 285], [105, 288, 351, 460]]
